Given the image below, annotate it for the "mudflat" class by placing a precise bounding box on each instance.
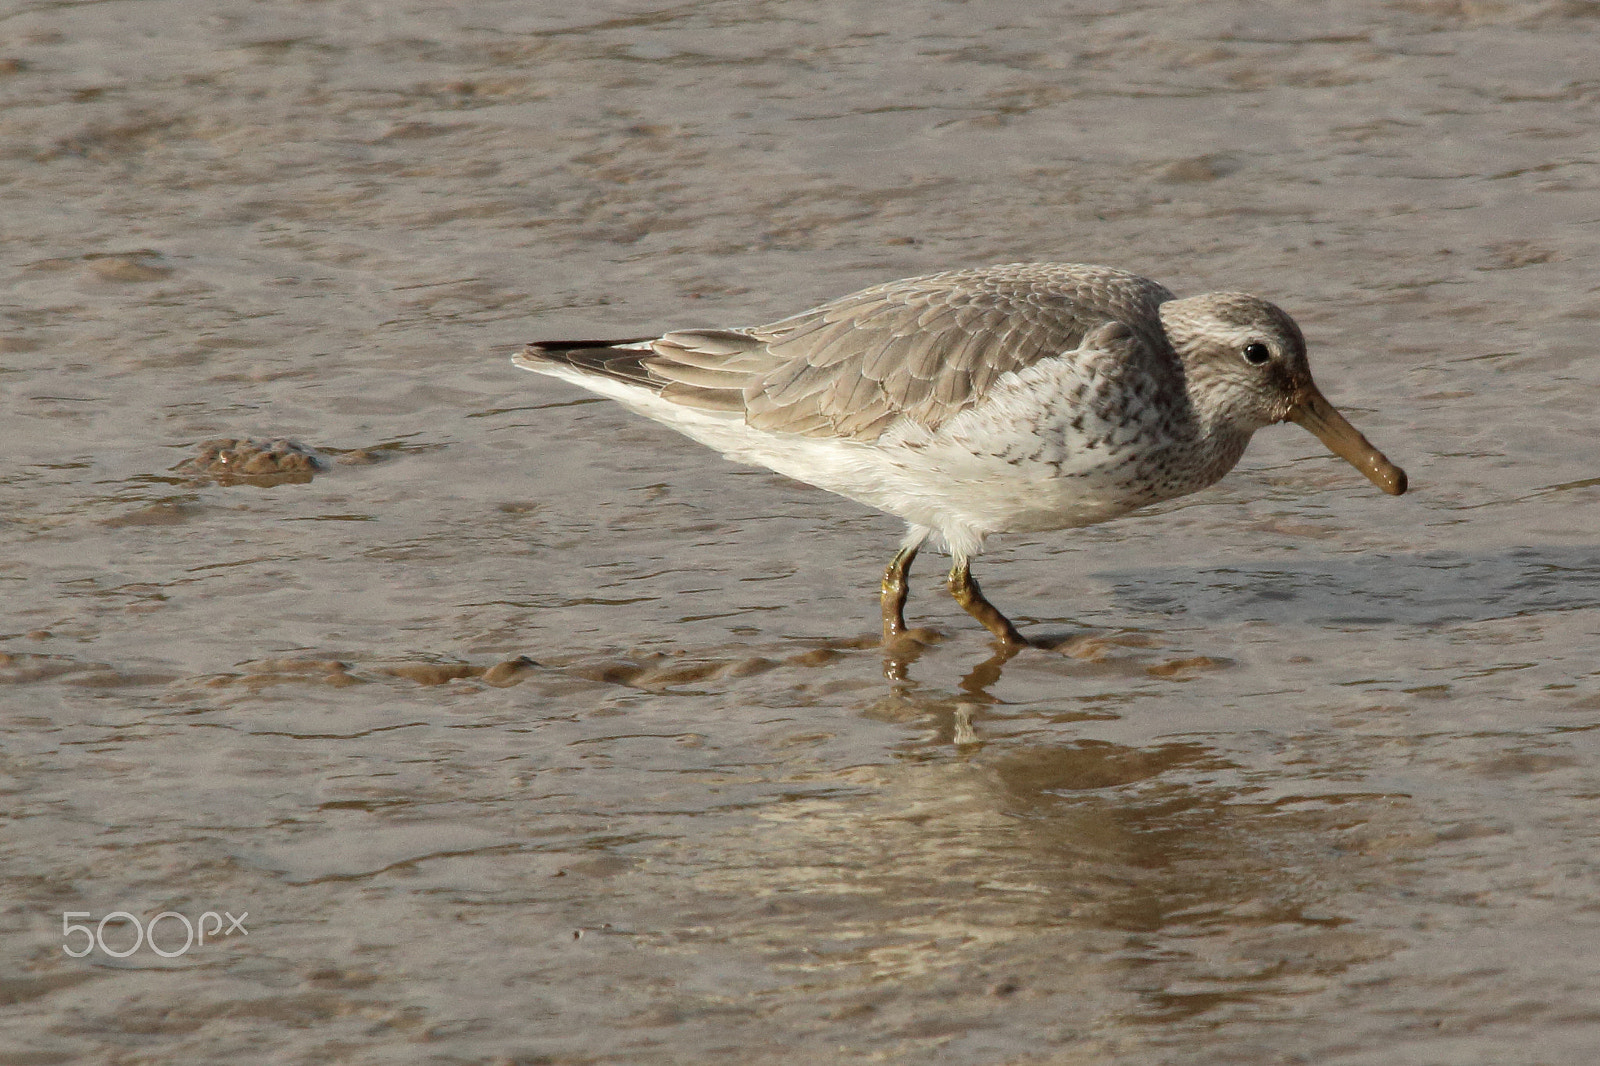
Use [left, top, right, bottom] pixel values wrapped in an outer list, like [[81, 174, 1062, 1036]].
[[2, 2, 1597, 1062]]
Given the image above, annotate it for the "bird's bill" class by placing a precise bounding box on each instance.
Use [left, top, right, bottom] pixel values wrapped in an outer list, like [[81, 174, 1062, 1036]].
[[1286, 385, 1408, 496]]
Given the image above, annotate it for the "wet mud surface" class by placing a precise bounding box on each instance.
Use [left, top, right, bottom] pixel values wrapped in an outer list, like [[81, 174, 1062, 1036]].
[[2, 1, 1599, 1063]]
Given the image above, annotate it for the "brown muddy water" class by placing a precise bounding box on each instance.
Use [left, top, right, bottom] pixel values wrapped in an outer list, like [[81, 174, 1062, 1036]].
[[3, 2, 1599, 1063]]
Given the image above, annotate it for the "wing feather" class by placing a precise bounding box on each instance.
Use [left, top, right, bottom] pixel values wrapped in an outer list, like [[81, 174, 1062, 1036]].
[[527, 264, 1177, 442]]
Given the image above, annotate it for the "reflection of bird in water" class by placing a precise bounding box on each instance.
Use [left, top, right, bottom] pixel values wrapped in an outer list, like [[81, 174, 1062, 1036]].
[[517, 263, 1407, 648]]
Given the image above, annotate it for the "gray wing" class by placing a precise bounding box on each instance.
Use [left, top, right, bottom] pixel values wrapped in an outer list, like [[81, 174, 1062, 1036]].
[[642, 263, 1176, 441]]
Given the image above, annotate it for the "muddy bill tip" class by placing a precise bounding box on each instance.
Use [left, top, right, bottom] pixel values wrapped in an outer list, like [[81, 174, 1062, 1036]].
[[1364, 454, 1408, 496]]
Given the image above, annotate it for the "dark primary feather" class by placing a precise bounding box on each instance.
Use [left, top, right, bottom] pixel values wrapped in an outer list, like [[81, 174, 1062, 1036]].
[[522, 263, 1178, 441], [520, 337, 658, 386]]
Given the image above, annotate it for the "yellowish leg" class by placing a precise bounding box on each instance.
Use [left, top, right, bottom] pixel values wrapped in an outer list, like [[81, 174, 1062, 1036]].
[[947, 559, 1030, 648], [880, 545, 919, 644]]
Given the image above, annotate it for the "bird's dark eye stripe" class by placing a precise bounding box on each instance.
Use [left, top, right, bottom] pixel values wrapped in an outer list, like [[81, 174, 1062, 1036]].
[[1242, 342, 1271, 365]]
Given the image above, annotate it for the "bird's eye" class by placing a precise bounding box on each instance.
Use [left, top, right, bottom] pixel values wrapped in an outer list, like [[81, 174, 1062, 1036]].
[[1242, 342, 1271, 366]]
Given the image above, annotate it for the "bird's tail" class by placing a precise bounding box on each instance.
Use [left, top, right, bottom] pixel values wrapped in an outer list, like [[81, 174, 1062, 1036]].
[[513, 337, 660, 388]]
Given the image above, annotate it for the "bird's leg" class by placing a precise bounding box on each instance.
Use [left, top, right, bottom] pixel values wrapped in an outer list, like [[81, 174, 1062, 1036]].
[[947, 559, 1030, 649], [880, 544, 920, 643]]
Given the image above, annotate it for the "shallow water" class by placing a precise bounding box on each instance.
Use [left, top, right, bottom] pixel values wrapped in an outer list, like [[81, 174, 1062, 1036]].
[[3, 1, 1599, 1062]]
